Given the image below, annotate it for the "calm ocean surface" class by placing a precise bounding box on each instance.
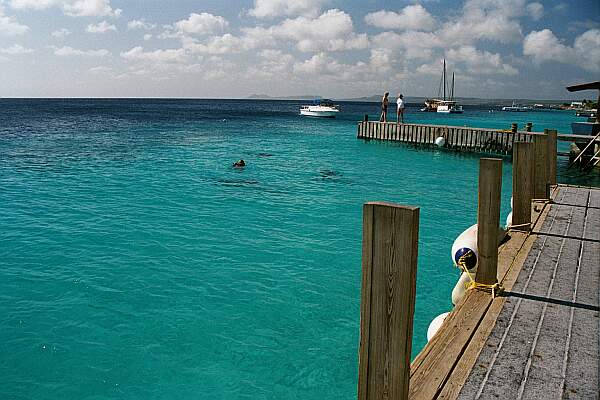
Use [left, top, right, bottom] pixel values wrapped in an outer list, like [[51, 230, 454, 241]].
[[0, 99, 593, 399]]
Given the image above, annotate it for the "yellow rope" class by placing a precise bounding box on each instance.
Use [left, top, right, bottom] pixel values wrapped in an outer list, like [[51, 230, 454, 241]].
[[509, 222, 531, 230], [456, 251, 504, 298]]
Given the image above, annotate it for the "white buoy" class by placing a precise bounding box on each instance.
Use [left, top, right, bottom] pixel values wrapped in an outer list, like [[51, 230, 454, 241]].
[[452, 271, 474, 305], [451, 224, 478, 270], [510, 196, 513, 209], [451, 224, 508, 270], [427, 312, 450, 342], [435, 136, 446, 147], [505, 211, 513, 228]]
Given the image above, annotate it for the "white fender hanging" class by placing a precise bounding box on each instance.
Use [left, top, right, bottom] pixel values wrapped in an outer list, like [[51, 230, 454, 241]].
[[451, 224, 478, 270], [452, 271, 474, 305], [427, 312, 450, 342], [505, 211, 513, 229], [451, 224, 508, 271], [435, 136, 446, 147]]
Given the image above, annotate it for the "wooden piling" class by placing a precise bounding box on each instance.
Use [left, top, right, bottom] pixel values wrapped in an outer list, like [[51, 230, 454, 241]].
[[511, 123, 518, 133], [525, 122, 532, 132], [533, 132, 549, 199], [546, 129, 557, 186], [476, 158, 502, 285], [512, 142, 533, 228], [358, 202, 419, 400]]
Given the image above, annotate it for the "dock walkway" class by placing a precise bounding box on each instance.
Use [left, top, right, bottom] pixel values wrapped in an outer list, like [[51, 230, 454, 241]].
[[458, 185, 599, 399]]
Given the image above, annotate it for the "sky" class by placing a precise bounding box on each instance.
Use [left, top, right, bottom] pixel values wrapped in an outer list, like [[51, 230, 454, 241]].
[[0, 0, 598, 99]]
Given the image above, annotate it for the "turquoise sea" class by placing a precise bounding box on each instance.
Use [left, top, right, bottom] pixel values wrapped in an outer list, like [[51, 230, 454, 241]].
[[0, 99, 594, 399]]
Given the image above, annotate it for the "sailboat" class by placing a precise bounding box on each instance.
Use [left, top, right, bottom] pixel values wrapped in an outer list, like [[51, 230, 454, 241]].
[[422, 60, 464, 114]]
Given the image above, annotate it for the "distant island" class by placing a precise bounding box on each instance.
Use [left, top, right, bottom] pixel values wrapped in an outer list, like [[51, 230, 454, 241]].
[[247, 94, 322, 100], [247, 93, 577, 106]]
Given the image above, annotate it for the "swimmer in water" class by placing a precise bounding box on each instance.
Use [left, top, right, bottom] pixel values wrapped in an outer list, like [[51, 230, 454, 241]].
[[233, 159, 246, 168]]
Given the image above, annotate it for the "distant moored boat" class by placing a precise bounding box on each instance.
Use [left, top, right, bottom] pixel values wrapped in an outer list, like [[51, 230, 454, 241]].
[[502, 101, 531, 112], [299, 99, 340, 118], [422, 60, 463, 114]]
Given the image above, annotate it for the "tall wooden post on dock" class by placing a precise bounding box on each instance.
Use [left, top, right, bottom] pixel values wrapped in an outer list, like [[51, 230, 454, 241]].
[[513, 142, 533, 228], [525, 122, 532, 132], [511, 123, 518, 133], [476, 158, 502, 285], [547, 129, 557, 186], [533, 132, 549, 199], [358, 202, 419, 400]]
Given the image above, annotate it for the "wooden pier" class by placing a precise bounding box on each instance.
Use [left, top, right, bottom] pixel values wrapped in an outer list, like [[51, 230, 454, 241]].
[[355, 138, 599, 399], [357, 121, 600, 161], [357, 121, 537, 155]]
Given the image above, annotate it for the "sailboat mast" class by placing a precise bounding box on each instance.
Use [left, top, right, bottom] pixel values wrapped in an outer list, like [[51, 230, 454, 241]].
[[451, 73, 455, 101], [443, 59, 446, 101]]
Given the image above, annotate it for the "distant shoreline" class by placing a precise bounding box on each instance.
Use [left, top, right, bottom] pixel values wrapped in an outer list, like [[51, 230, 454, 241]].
[[0, 97, 585, 106]]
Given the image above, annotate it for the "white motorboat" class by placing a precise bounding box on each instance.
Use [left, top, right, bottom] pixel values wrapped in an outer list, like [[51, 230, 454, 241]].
[[502, 101, 531, 112], [300, 99, 340, 118]]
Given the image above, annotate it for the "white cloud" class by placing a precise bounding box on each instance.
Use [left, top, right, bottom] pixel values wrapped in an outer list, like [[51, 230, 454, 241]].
[[53, 45, 110, 57], [89, 65, 112, 74], [523, 29, 573, 63], [526, 2, 543, 20], [120, 46, 187, 64], [438, 0, 525, 45], [184, 34, 245, 55], [255, 9, 368, 52], [0, 6, 29, 35], [64, 0, 121, 17], [573, 29, 600, 72], [10, 0, 121, 17], [143, 34, 152, 41], [371, 31, 440, 60], [364, 5, 436, 31], [86, 20, 116, 33], [446, 46, 518, 75], [249, 0, 328, 19], [173, 13, 228, 36], [524, 28, 600, 72], [9, 0, 56, 10], [0, 44, 34, 54], [127, 19, 155, 30], [51, 28, 71, 38]]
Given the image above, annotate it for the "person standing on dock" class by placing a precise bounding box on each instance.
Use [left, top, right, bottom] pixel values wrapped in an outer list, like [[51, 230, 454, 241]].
[[396, 94, 405, 123], [379, 92, 389, 122]]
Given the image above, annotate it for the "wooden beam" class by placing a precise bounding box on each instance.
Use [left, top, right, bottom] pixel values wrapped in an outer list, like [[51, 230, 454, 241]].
[[566, 81, 600, 91], [512, 142, 533, 228], [533, 133, 549, 199], [476, 158, 503, 285], [358, 202, 420, 400], [546, 129, 557, 186]]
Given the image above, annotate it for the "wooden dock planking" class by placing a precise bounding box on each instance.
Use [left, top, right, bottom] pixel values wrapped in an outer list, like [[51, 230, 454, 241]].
[[455, 185, 599, 400], [406, 185, 599, 400]]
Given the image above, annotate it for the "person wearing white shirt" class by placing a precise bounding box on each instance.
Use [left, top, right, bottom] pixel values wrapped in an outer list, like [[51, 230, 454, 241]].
[[396, 94, 405, 123]]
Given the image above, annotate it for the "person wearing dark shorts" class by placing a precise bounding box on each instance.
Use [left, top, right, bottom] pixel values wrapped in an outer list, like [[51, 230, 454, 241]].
[[379, 92, 389, 122]]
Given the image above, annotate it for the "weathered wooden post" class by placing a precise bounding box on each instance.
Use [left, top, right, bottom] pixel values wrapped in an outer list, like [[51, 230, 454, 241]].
[[547, 129, 557, 186], [533, 132, 549, 199], [511, 123, 518, 133], [476, 158, 502, 285], [525, 122, 532, 132], [512, 142, 534, 229], [358, 202, 419, 400]]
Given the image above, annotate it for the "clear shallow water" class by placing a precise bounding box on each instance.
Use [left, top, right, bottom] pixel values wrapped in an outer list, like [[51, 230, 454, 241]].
[[0, 99, 592, 399]]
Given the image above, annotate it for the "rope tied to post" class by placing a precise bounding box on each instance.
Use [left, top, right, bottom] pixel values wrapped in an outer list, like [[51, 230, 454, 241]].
[[457, 251, 504, 298], [509, 222, 531, 230]]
